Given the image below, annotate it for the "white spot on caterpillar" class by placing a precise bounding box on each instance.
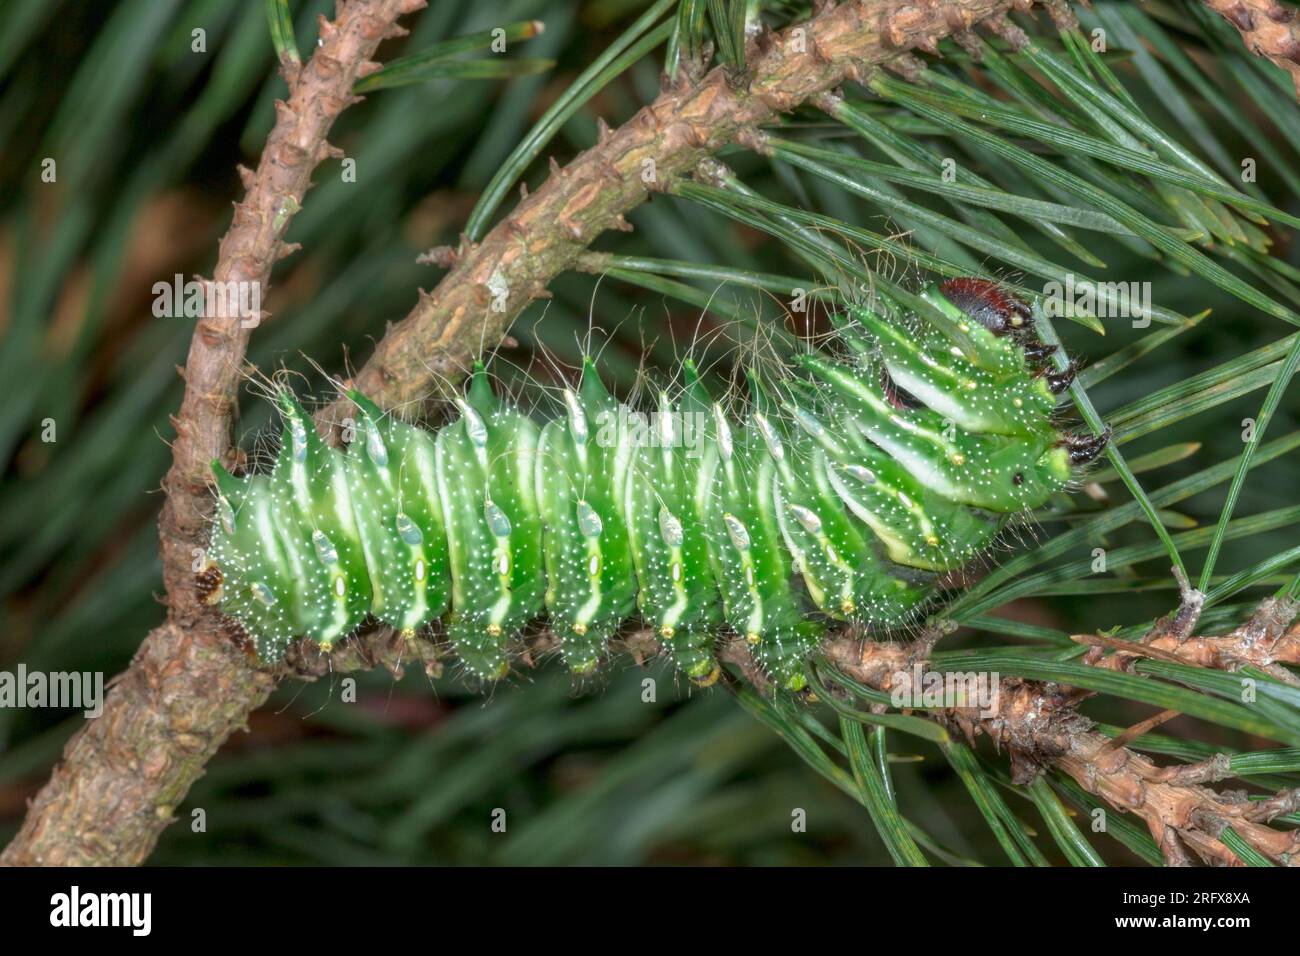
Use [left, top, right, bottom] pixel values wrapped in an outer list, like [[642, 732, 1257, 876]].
[[457, 400, 488, 447], [791, 405, 823, 438], [576, 500, 602, 538], [312, 530, 338, 564], [334, 576, 346, 597], [658, 506, 683, 548], [724, 513, 750, 551], [415, 558, 426, 581], [366, 423, 388, 466], [290, 418, 308, 462], [564, 389, 587, 445], [218, 497, 236, 535], [714, 405, 733, 461], [788, 503, 822, 536], [396, 512, 423, 545], [588, 553, 600, 576], [658, 393, 676, 446], [843, 463, 877, 484], [484, 499, 511, 538], [755, 413, 783, 461]]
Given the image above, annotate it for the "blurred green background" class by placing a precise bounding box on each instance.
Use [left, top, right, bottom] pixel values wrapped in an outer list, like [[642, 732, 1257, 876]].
[[1, 0, 1297, 864]]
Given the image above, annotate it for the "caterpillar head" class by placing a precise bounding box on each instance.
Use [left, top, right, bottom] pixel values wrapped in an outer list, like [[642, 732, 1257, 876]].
[[939, 277, 1033, 336]]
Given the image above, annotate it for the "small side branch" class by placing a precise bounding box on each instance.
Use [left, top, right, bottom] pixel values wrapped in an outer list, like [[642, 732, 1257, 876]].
[[821, 605, 1300, 867], [1075, 595, 1300, 687]]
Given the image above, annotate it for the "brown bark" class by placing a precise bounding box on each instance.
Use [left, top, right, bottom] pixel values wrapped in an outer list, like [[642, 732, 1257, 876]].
[[1, 621, 279, 865], [821, 599, 1300, 867], [1076, 595, 1300, 687]]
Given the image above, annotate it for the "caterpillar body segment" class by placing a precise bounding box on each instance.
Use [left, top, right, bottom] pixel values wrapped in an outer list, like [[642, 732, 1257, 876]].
[[205, 280, 1106, 692], [693, 383, 819, 690], [208, 467, 299, 656], [344, 391, 450, 636], [797, 354, 1070, 513], [754, 377, 925, 631], [436, 366, 546, 679], [625, 390, 723, 685], [536, 359, 638, 674], [846, 303, 1057, 438], [794, 396, 999, 572], [271, 395, 377, 650]]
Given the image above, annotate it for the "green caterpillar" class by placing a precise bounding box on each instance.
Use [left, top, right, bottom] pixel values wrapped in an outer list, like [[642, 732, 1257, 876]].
[[201, 279, 1108, 691]]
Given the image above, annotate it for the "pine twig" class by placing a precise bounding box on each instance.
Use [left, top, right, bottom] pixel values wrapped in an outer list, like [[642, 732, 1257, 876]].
[[821, 611, 1300, 867], [1076, 595, 1300, 686]]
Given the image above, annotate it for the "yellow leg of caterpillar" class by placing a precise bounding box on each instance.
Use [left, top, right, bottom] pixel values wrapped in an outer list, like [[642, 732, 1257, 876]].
[[691, 664, 721, 688]]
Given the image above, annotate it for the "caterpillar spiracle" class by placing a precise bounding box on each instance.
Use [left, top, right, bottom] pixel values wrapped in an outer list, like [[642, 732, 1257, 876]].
[[200, 278, 1109, 691]]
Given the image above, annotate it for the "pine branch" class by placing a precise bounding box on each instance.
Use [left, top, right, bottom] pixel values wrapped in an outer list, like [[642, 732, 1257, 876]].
[[1076, 595, 1300, 687], [0, 0, 424, 867], [821, 599, 1300, 867]]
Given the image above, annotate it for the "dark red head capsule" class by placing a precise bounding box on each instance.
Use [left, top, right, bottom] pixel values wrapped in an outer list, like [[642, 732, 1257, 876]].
[[940, 278, 1032, 336], [879, 367, 923, 411]]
